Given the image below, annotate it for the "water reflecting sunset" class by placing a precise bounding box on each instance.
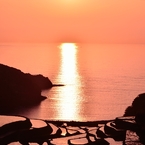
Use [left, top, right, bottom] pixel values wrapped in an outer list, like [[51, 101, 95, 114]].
[[1, 44, 145, 121], [56, 43, 83, 120]]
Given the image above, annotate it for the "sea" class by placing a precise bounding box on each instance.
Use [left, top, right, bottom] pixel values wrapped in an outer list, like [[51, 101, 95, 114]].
[[0, 43, 145, 121]]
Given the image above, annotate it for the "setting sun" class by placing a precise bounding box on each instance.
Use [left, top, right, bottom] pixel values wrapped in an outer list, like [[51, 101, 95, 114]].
[[59, 43, 78, 58], [59, 43, 77, 51]]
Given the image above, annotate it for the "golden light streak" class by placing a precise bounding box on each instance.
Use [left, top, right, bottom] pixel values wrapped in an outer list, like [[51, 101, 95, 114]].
[[59, 43, 77, 84], [57, 43, 81, 120]]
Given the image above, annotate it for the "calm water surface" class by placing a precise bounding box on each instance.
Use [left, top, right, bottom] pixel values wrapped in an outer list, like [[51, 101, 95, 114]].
[[0, 43, 145, 121]]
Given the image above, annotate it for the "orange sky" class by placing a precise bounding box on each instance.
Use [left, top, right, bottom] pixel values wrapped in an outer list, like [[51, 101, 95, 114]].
[[0, 0, 145, 43]]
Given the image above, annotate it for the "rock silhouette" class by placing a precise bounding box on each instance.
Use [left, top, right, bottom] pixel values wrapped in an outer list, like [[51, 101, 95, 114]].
[[124, 93, 145, 144], [0, 63, 53, 111], [124, 93, 145, 116]]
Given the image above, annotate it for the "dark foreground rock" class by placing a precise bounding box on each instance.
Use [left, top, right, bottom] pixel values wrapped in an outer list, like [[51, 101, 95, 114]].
[[124, 93, 145, 116], [0, 63, 53, 109], [0, 115, 145, 144]]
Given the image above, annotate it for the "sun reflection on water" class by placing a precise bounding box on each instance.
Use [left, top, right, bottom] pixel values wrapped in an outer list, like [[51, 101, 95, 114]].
[[56, 43, 82, 120], [59, 43, 77, 84]]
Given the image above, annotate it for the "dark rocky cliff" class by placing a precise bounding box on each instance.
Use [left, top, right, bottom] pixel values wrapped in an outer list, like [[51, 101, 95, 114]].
[[124, 93, 145, 116], [0, 63, 53, 109]]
